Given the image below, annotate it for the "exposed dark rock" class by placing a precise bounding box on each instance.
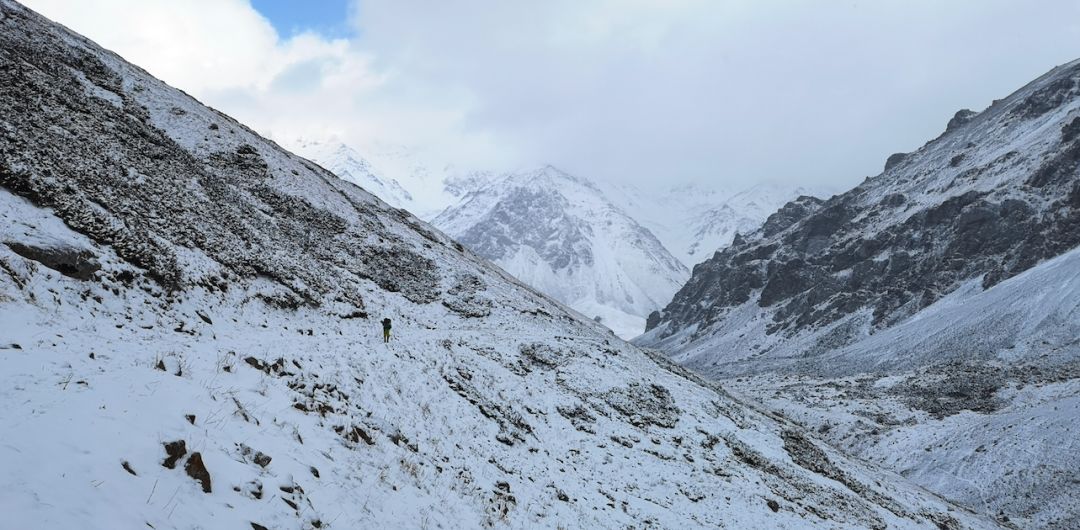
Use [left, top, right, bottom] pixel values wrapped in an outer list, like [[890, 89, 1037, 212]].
[[556, 403, 596, 433], [4, 241, 99, 280], [1013, 67, 1080, 119], [889, 362, 1005, 419], [442, 274, 492, 318], [162, 439, 186, 469], [1064, 116, 1080, 143], [651, 75, 1080, 350], [519, 342, 566, 369], [945, 109, 978, 133], [761, 196, 825, 238], [344, 425, 375, 446], [884, 152, 910, 172], [184, 452, 211, 493], [645, 310, 663, 331], [605, 382, 680, 429]]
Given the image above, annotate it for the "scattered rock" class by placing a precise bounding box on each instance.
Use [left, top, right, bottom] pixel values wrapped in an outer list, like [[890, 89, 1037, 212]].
[[236, 443, 273, 468], [162, 440, 186, 469], [605, 382, 681, 428], [185, 414, 196, 425], [767, 499, 780, 512], [121, 461, 137, 476], [253, 452, 272, 468], [184, 452, 212, 493], [345, 425, 375, 446]]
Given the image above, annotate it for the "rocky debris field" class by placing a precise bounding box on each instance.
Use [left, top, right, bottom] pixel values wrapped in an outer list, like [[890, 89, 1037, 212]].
[[725, 360, 1080, 529]]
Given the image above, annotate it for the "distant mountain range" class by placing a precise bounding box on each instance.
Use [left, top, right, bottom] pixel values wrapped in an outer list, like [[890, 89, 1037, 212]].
[[294, 138, 824, 337], [432, 165, 689, 338]]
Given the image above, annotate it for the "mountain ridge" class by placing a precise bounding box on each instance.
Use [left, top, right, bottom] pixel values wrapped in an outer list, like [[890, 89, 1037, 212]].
[[637, 56, 1080, 528]]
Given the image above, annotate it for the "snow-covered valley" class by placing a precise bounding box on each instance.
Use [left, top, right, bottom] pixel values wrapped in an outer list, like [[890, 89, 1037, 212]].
[[0, 2, 1008, 529]]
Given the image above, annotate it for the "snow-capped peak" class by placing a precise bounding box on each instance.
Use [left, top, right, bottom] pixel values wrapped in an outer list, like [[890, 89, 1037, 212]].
[[433, 166, 689, 338]]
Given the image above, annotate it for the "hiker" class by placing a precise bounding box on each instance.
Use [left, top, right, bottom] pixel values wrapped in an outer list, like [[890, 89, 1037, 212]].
[[381, 317, 392, 343]]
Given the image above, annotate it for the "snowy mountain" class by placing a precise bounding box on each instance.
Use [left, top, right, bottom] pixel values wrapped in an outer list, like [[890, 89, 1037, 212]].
[[291, 137, 459, 220], [609, 181, 831, 268], [0, 2, 1005, 529], [432, 166, 690, 338], [294, 143, 823, 337], [291, 139, 416, 210], [638, 58, 1080, 528]]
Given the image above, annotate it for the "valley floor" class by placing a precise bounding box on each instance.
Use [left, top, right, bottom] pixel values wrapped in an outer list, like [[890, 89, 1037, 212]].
[[724, 363, 1080, 529]]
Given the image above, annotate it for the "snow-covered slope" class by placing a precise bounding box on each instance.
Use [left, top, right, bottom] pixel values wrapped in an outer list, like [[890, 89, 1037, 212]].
[[610, 182, 831, 268], [725, 243, 1080, 529], [0, 2, 1002, 529], [432, 166, 690, 338], [637, 58, 1080, 528], [639, 56, 1080, 376]]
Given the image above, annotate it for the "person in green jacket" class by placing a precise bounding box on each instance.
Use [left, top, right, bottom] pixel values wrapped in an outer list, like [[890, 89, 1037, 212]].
[[381, 317, 392, 343]]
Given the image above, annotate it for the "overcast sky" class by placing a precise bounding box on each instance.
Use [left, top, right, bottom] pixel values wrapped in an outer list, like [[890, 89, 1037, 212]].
[[21, 0, 1080, 192]]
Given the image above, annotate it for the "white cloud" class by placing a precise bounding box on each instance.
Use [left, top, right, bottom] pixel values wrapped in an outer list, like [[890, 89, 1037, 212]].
[[19, 0, 1080, 191], [20, 0, 509, 168]]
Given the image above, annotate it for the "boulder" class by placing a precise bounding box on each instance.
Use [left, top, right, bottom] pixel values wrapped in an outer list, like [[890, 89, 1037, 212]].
[[4, 240, 99, 280]]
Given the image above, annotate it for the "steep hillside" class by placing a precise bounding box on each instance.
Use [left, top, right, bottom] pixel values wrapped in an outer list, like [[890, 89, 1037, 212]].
[[0, 2, 1001, 529], [637, 58, 1080, 528], [433, 166, 689, 338], [641, 58, 1080, 373]]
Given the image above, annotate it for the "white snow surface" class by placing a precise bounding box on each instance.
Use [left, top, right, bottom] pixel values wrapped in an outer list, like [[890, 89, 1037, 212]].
[[0, 190, 994, 530], [0, 2, 1004, 528]]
